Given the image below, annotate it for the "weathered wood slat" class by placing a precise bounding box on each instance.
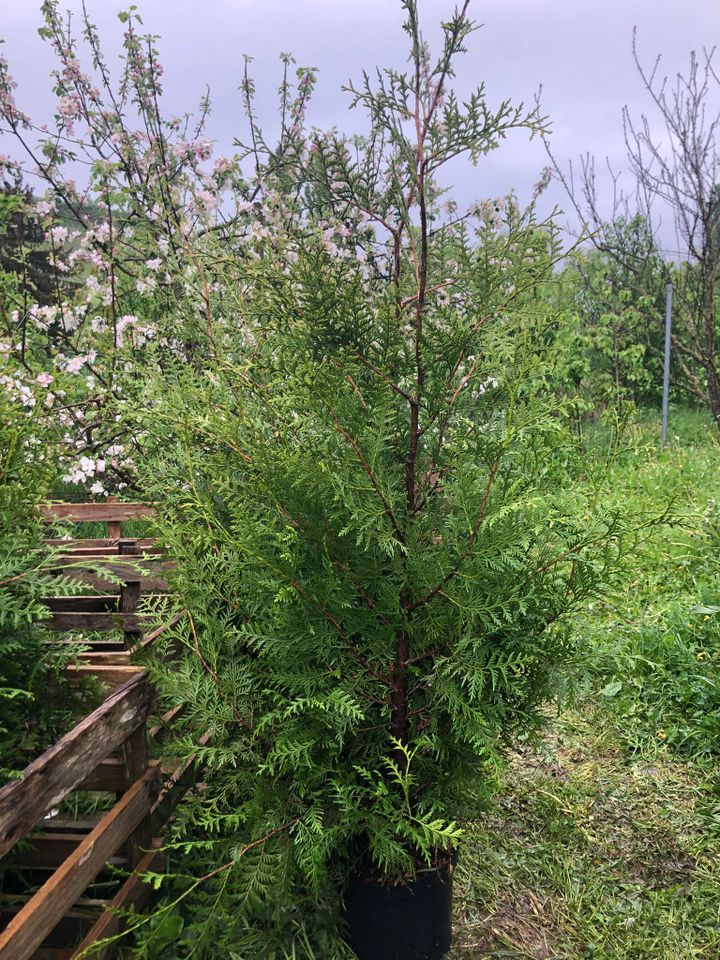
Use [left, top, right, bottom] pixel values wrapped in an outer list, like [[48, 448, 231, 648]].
[[121, 727, 151, 866], [0, 672, 152, 858], [70, 841, 164, 960], [76, 650, 133, 666], [6, 833, 87, 870], [58, 572, 170, 594], [64, 665, 145, 689], [55, 548, 155, 561], [78, 758, 126, 792], [120, 581, 142, 647], [32, 818, 102, 833], [8, 833, 128, 870], [63, 639, 129, 653], [45, 539, 156, 552], [2, 895, 111, 916], [0, 766, 161, 960], [61, 567, 170, 596], [45, 538, 153, 549], [40, 503, 155, 523], [42, 597, 119, 613], [44, 612, 149, 632], [54, 557, 164, 572]]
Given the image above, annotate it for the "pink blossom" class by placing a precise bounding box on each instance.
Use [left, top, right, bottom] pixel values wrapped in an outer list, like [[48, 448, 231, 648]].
[[49, 225, 69, 245], [136, 276, 157, 294], [65, 356, 86, 374], [35, 372, 54, 387]]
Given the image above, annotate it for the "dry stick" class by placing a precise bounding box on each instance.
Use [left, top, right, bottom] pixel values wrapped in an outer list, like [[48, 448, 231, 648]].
[[399, 278, 459, 309], [408, 459, 500, 613]]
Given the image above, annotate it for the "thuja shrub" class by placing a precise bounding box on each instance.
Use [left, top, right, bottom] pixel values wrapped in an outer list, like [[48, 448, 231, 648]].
[[123, 4, 654, 955]]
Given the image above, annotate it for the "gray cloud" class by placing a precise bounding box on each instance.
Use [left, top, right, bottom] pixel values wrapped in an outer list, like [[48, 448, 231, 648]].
[[1, 0, 718, 249]]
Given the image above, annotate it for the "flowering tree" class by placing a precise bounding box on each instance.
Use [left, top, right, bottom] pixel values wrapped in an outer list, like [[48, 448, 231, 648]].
[[0, 1, 327, 493]]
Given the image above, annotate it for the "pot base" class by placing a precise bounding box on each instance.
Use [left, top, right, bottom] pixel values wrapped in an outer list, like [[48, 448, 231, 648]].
[[345, 864, 453, 960]]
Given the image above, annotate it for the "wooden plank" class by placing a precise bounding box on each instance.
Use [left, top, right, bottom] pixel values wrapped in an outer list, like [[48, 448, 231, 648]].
[[120, 727, 150, 866], [1, 894, 111, 916], [40, 504, 155, 523], [55, 556, 168, 573], [70, 841, 164, 960], [0, 672, 152, 858], [64, 665, 145, 689], [79, 758, 126, 792], [42, 597, 118, 613], [44, 612, 149, 632], [45, 538, 153, 549], [0, 766, 161, 960], [77, 651, 133, 666], [58, 572, 170, 594], [9, 834, 128, 871], [79, 758, 160, 794], [120, 581, 141, 648], [32, 818, 101, 833], [6, 833, 85, 870], [107, 499, 122, 540], [47, 540, 157, 554]]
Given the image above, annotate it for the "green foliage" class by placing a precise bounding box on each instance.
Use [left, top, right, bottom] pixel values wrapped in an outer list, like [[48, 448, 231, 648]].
[[0, 178, 59, 312], [550, 218, 667, 416]]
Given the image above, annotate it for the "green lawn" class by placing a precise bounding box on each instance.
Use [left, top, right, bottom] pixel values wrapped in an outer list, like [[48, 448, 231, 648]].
[[452, 407, 720, 959]]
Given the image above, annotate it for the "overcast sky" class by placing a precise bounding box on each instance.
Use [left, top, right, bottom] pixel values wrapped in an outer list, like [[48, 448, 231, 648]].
[[1, 1, 718, 250]]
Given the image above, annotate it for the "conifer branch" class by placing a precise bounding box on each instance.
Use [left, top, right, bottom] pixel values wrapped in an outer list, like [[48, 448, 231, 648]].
[[329, 408, 405, 545], [408, 459, 499, 612]]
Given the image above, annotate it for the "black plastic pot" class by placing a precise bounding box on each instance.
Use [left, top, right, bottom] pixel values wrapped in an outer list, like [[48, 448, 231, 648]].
[[345, 863, 453, 960]]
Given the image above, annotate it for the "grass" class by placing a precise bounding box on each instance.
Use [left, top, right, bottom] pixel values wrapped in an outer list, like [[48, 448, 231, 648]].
[[452, 708, 720, 959], [451, 406, 720, 959]]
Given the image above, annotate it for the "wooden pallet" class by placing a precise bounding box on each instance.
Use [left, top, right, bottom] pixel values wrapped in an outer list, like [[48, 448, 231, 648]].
[[0, 503, 194, 960]]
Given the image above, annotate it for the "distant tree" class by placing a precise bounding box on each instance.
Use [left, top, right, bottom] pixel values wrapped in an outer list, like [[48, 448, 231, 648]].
[[550, 37, 720, 422], [551, 217, 667, 414]]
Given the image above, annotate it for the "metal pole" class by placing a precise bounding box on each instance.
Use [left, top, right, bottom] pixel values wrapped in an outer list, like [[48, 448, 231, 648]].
[[661, 282, 673, 447]]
